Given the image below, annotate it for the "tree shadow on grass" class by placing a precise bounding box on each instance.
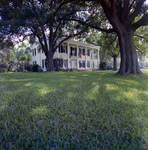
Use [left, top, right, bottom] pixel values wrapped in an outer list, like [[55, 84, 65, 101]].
[[0, 71, 148, 149]]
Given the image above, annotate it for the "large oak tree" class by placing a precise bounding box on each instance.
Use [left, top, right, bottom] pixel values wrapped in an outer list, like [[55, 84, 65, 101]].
[[98, 0, 148, 75], [73, 0, 148, 75]]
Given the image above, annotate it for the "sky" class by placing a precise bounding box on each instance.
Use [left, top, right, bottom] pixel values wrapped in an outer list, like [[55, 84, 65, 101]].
[[146, 0, 148, 4]]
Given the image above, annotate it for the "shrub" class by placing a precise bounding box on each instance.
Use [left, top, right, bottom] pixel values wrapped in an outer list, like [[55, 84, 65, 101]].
[[99, 61, 107, 70], [7, 65, 12, 72], [17, 66, 23, 72], [0, 64, 8, 73], [53, 58, 63, 71], [25, 65, 32, 72], [0, 68, 7, 73], [32, 64, 40, 72], [107, 62, 113, 70], [0, 63, 7, 68]]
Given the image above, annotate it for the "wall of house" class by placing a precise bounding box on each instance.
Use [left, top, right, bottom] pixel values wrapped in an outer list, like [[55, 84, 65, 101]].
[[32, 40, 99, 71]]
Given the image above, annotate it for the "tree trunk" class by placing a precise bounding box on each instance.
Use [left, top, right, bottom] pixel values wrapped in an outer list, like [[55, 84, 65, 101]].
[[46, 53, 54, 71], [116, 29, 142, 75], [22, 62, 24, 72], [113, 55, 117, 71]]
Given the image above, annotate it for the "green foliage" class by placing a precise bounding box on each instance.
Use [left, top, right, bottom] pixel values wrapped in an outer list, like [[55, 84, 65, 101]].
[[25, 64, 32, 72], [32, 64, 40, 72], [107, 61, 113, 70], [0, 38, 15, 64], [99, 61, 107, 70], [0, 70, 148, 149], [0, 0, 89, 71], [53, 58, 63, 71], [0, 63, 7, 73], [134, 26, 148, 59], [0, 68, 7, 73]]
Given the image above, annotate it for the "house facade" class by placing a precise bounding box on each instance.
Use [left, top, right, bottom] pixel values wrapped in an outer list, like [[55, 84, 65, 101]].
[[32, 39, 99, 71]]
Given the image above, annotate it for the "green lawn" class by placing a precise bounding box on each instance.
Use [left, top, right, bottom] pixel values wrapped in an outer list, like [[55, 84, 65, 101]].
[[0, 70, 148, 149]]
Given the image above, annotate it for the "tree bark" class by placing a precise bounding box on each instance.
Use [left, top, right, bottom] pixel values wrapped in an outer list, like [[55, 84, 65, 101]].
[[113, 55, 117, 71], [116, 29, 142, 75], [46, 52, 54, 71]]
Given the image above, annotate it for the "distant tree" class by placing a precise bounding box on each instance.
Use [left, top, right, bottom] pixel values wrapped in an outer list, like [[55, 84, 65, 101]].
[[86, 30, 119, 71], [0, 38, 14, 64], [15, 42, 32, 72]]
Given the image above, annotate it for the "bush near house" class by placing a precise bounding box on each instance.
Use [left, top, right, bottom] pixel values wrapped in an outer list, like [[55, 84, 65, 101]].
[[0, 63, 8, 73], [32, 64, 40, 72], [25, 64, 32, 72], [53, 58, 63, 71], [99, 61, 107, 70]]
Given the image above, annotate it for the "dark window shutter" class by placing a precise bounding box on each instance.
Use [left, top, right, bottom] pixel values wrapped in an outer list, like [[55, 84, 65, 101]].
[[61, 45, 63, 53], [75, 48, 77, 56], [83, 49, 85, 55], [35, 48, 36, 55], [59, 45, 61, 53], [88, 50, 90, 56]]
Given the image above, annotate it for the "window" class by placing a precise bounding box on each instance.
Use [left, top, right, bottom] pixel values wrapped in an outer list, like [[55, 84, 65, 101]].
[[63, 59, 68, 68], [32, 49, 34, 56], [59, 45, 67, 53], [34, 48, 36, 56], [33, 61, 36, 65], [75, 48, 77, 56], [61, 45, 64, 53], [37, 46, 40, 54], [70, 47, 76, 56], [42, 59, 44, 68], [88, 50, 90, 56], [83, 61, 85, 68], [87, 61, 90, 68], [79, 60, 81, 68], [83, 49, 85, 55]]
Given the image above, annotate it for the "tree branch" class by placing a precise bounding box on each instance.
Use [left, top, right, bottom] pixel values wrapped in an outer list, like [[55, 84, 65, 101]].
[[134, 34, 148, 42], [62, 18, 115, 33], [128, 0, 145, 23], [53, 27, 88, 52], [132, 13, 148, 31]]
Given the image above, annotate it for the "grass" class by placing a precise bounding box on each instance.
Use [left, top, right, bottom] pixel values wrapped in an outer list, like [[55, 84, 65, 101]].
[[0, 70, 148, 149]]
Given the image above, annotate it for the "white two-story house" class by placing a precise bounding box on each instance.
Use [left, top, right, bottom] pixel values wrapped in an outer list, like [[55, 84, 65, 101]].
[[32, 39, 99, 71]]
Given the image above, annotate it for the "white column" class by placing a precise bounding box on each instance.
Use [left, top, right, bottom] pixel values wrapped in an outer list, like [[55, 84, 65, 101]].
[[77, 44, 79, 69], [92, 49, 93, 69], [56, 48, 58, 58], [97, 49, 99, 67], [67, 42, 69, 68], [90, 48, 92, 70], [85, 47, 87, 70]]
